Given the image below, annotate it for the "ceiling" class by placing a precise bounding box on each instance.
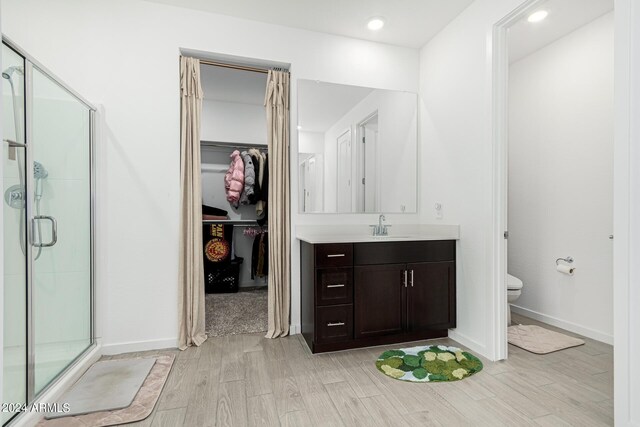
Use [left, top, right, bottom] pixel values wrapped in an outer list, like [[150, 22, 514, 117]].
[[145, 0, 474, 48], [298, 80, 373, 133], [508, 0, 613, 63], [200, 64, 267, 105]]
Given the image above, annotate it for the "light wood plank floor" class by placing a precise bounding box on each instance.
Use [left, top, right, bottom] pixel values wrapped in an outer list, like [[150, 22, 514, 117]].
[[110, 313, 613, 426]]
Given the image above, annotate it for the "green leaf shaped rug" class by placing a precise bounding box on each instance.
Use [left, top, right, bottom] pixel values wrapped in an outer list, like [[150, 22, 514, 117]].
[[376, 344, 483, 382]]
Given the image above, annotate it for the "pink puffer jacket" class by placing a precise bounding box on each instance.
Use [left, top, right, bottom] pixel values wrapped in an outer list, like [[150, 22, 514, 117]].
[[224, 150, 244, 206]]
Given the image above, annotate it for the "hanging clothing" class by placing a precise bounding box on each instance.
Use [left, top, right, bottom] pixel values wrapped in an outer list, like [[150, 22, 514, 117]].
[[249, 151, 261, 204], [251, 231, 269, 279], [224, 150, 244, 207], [256, 152, 268, 217], [249, 148, 265, 185], [239, 151, 255, 205], [261, 153, 269, 204]]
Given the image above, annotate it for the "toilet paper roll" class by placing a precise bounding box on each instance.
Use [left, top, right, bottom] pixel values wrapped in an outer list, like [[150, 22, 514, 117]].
[[557, 264, 575, 275]]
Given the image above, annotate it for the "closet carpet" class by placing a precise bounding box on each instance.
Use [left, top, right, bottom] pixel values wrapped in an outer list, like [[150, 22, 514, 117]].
[[206, 288, 268, 337]]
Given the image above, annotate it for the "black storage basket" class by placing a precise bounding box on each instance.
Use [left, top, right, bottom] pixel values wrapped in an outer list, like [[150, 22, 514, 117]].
[[205, 257, 243, 294]]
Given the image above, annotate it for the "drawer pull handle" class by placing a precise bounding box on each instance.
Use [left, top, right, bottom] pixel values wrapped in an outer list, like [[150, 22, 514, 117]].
[[326, 254, 346, 258], [326, 284, 345, 288], [327, 322, 345, 327]]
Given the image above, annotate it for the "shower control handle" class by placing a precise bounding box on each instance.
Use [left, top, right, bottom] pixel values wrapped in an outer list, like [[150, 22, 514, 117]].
[[32, 215, 57, 248]]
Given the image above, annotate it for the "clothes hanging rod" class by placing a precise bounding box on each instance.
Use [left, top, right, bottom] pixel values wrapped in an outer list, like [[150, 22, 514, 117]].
[[203, 219, 264, 226], [201, 140, 268, 150], [200, 60, 269, 74]]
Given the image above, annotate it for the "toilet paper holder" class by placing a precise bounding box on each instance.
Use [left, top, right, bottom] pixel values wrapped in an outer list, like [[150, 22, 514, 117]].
[[555, 256, 574, 265]]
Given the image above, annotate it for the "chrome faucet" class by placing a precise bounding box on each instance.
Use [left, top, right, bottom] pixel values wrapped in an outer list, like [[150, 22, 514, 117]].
[[370, 214, 391, 236]]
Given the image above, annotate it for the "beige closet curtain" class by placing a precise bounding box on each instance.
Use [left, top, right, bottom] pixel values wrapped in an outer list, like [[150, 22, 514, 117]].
[[178, 56, 207, 350], [265, 70, 291, 338]]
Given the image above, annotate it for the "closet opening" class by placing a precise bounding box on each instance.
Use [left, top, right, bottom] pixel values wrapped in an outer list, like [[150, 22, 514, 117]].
[[199, 62, 270, 338]]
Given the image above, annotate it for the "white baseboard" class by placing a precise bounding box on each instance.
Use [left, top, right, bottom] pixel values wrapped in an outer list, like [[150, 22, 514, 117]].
[[289, 324, 301, 335], [510, 305, 613, 345], [10, 344, 102, 427], [101, 337, 177, 355], [447, 329, 490, 360]]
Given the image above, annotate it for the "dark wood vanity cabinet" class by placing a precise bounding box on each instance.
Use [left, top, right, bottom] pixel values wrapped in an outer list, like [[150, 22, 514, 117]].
[[301, 240, 456, 353]]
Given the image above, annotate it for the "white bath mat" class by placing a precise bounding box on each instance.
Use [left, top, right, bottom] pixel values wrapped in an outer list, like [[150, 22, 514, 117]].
[[45, 358, 156, 419], [508, 324, 585, 354]]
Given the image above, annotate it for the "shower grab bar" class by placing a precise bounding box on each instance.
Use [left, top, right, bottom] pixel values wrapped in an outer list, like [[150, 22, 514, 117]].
[[31, 215, 57, 248]]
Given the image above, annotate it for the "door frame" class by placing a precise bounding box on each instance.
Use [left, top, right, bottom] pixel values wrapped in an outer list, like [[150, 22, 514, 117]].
[[356, 111, 378, 213], [490, 0, 547, 362], [335, 128, 352, 213]]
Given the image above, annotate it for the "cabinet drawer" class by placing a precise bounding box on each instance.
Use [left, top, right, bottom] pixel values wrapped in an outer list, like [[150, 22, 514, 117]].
[[315, 243, 353, 268], [316, 305, 353, 343], [316, 268, 353, 306], [354, 241, 455, 265]]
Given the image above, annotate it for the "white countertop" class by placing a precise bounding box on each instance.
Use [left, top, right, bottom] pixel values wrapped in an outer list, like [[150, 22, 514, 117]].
[[295, 224, 460, 244]]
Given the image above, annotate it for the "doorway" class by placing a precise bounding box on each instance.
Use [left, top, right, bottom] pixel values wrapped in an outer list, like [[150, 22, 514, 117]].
[[198, 61, 270, 338], [493, 0, 614, 360], [357, 112, 378, 213], [336, 129, 352, 213]]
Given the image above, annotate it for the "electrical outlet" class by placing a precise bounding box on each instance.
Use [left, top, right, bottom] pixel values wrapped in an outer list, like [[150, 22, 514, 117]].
[[435, 202, 443, 219]]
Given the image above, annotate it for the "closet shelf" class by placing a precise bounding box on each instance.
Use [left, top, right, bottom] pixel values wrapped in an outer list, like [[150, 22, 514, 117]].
[[203, 219, 262, 226], [201, 140, 268, 150]]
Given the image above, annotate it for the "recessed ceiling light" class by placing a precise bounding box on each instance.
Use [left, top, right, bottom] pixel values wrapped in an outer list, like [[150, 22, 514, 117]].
[[527, 10, 548, 23], [297, 125, 302, 130], [367, 17, 385, 31]]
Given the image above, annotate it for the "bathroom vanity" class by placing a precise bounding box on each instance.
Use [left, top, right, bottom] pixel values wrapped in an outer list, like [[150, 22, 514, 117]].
[[298, 227, 459, 353]]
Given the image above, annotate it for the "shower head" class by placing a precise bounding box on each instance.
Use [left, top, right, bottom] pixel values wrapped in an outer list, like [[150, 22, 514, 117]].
[[34, 161, 48, 179], [2, 65, 24, 80]]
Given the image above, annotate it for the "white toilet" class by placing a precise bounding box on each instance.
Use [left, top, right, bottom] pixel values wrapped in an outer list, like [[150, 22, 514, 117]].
[[507, 274, 523, 325]]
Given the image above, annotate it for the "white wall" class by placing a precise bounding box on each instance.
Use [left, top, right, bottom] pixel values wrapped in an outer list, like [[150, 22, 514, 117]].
[[298, 131, 324, 213], [201, 99, 266, 144], [0, 0, 419, 352], [298, 131, 324, 154], [419, 0, 537, 358], [507, 13, 614, 343]]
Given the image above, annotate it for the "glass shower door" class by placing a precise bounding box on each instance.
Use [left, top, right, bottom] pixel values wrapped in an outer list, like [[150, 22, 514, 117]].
[[2, 43, 27, 425], [31, 66, 92, 394]]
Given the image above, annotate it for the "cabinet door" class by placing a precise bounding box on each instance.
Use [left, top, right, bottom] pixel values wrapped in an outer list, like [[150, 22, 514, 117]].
[[406, 262, 456, 331], [354, 264, 405, 339]]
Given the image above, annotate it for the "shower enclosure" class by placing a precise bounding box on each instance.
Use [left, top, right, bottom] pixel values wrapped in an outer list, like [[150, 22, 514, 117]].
[[2, 39, 95, 425]]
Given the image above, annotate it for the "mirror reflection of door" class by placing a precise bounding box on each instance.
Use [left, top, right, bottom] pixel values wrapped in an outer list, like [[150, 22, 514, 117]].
[[357, 112, 378, 213], [300, 155, 318, 212], [299, 161, 307, 212], [336, 129, 352, 213]]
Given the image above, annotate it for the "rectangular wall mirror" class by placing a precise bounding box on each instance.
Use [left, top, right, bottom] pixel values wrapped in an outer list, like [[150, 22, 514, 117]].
[[297, 80, 418, 214]]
